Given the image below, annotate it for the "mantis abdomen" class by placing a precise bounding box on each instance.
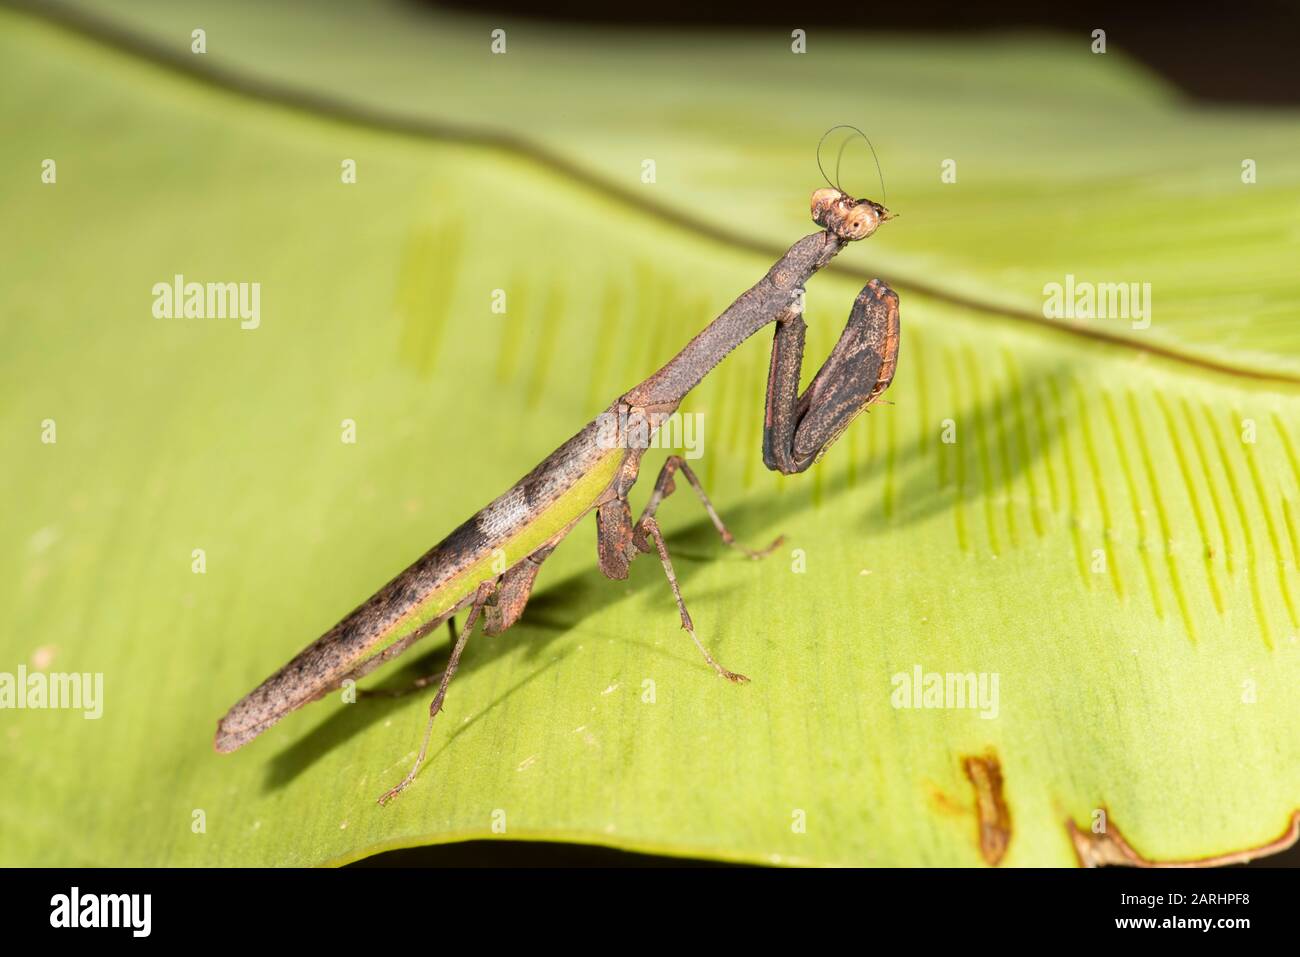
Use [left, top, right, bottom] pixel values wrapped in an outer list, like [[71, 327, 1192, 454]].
[[215, 417, 624, 752]]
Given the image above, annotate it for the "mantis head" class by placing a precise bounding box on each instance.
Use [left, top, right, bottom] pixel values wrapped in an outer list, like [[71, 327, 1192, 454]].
[[810, 187, 895, 242]]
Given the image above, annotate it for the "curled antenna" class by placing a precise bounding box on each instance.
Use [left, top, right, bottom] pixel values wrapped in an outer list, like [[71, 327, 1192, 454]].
[[816, 124, 888, 206]]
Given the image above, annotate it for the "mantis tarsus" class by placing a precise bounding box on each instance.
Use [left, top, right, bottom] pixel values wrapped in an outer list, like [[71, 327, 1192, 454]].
[[215, 185, 901, 804]]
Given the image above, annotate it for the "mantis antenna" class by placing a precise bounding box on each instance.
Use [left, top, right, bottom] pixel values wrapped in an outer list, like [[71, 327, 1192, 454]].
[[816, 124, 888, 206]]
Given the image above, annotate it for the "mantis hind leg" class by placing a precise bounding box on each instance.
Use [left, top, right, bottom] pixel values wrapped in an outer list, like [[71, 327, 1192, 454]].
[[378, 579, 496, 806], [375, 542, 558, 803], [356, 542, 555, 699], [356, 618, 455, 700]]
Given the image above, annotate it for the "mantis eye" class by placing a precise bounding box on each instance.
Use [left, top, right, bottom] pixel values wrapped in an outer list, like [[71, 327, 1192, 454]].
[[839, 202, 881, 240], [810, 187, 845, 227]]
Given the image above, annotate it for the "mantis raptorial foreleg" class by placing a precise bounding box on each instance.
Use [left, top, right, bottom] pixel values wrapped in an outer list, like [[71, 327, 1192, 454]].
[[764, 278, 900, 474]]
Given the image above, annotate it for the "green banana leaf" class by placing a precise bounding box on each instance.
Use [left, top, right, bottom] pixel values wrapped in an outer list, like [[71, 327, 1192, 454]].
[[1, 0, 1296, 867]]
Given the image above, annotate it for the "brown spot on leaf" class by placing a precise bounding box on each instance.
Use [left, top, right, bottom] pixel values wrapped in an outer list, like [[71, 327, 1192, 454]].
[[1068, 807, 1300, 868], [963, 751, 1012, 866]]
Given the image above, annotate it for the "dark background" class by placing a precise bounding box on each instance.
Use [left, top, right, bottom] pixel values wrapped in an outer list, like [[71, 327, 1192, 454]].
[[432, 0, 1300, 104]]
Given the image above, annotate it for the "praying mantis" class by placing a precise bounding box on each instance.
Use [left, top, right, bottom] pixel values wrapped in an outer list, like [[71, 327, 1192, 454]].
[[215, 183, 901, 805]]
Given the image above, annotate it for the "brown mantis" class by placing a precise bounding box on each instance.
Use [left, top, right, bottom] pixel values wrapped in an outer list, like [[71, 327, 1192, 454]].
[[215, 183, 901, 805]]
